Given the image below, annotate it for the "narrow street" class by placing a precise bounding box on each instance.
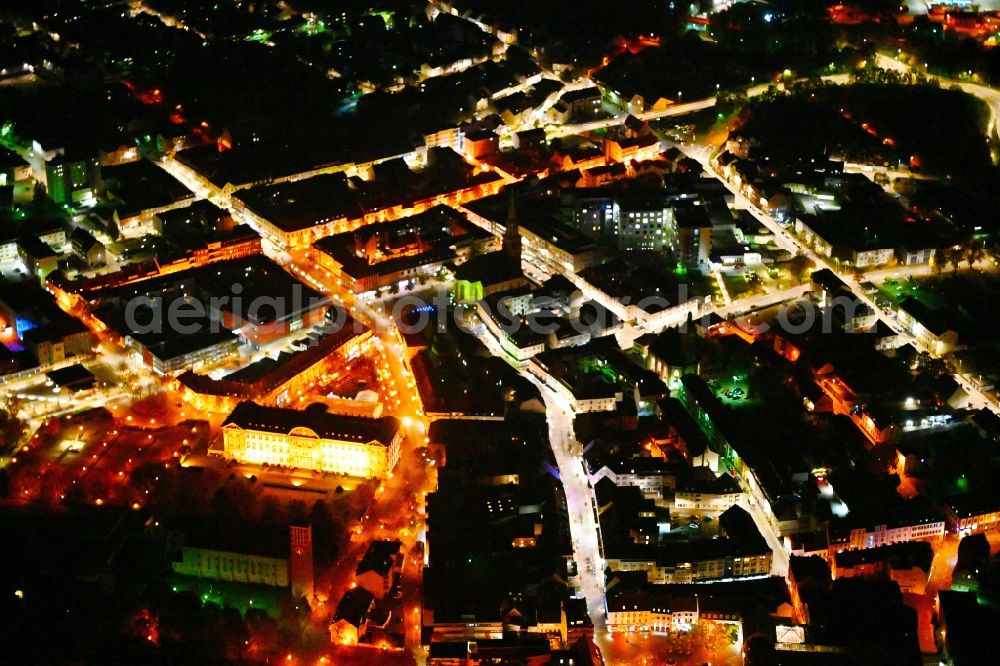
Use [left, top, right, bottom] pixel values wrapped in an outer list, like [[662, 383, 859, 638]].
[[468, 318, 607, 629], [530, 378, 608, 630]]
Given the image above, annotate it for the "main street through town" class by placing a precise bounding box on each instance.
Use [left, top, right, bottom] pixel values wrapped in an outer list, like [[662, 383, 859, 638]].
[[463, 262, 801, 646], [273, 246, 434, 659], [467, 312, 608, 631], [533, 378, 609, 630]]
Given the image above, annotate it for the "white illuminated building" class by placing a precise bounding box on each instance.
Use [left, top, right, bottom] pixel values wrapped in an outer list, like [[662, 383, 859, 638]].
[[218, 401, 401, 478]]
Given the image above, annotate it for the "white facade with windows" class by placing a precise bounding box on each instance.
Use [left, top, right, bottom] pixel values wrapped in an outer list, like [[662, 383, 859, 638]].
[[847, 520, 945, 550], [219, 402, 401, 479]]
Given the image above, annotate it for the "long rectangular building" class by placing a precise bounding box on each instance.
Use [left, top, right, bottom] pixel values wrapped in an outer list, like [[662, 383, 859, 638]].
[[312, 205, 492, 296], [219, 401, 402, 479]]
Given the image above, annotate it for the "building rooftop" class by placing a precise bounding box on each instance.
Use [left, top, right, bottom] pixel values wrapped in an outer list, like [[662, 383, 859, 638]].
[[236, 172, 361, 232], [102, 159, 195, 218], [178, 522, 293, 560], [830, 496, 944, 541], [834, 541, 933, 572], [678, 374, 797, 509], [428, 635, 552, 660], [606, 585, 697, 614], [939, 589, 1000, 666], [898, 297, 955, 337], [313, 205, 489, 281], [0, 145, 28, 170], [223, 401, 400, 446], [969, 408, 1000, 440], [811, 268, 848, 293], [93, 254, 327, 328], [133, 319, 240, 365], [606, 573, 791, 622], [560, 87, 602, 104], [796, 178, 958, 257], [719, 504, 763, 542], [69, 227, 101, 253], [660, 397, 710, 458], [464, 181, 601, 258], [356, 540, 401, 578], [236, 149, 502, 233], [45, 364, 96, 391], [177, 318, 363, 399], [676, 469, 741, 496], [944, 491, 1000, 520], [673, 202, 713, 229], [332, 587, 375, 628], [17, 236, 59, 259], [0, 281, 79, 328], [805, 578, 922, 663], [21, 315, 90, 346], [423, 436, 572, 626], [597, 475, 768, 566], [454, 251, 524, 286], [463, 128, 498, 143], [635, 326, 701, 368], [789, 555, 832, 586]]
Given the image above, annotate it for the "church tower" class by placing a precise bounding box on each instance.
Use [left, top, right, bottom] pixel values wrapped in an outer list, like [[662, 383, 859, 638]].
[[503, 196, 522, 260], [289, 524, 315, 603]]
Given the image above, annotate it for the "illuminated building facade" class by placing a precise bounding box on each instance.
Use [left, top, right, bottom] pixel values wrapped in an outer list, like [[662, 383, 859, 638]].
[[945, 496, 1000, 536], [172, 524, 314, 597], [22, 319, 93, 366], [573, 196, 677, 252], [846, 515, 946, 549], [312, 205, 492, 296], [0, 226, 64, 263], [606, 589, 699, 633], [45, 153, 101, 205], [219, 401, 401, 479], [175, 322, 372, 413], [329, 587, 375, 645], [130, 326, 242, 375], [603, 549, 772, 584], [674, 473, 743, 512], [289, 524, 315, 600], [173, 544, 290, 587], [896, 297, 959, 356]]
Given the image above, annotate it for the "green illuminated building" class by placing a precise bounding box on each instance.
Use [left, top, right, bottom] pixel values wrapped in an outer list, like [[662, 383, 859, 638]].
[[45, 153, 101, 205]]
